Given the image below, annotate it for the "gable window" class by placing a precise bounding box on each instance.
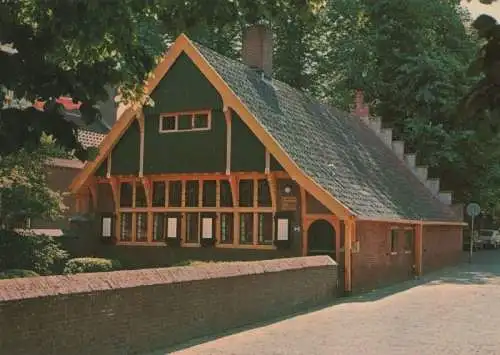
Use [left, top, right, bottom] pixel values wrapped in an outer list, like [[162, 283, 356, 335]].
[[390, 229, 398, 253], [159, 110, 211, 133]]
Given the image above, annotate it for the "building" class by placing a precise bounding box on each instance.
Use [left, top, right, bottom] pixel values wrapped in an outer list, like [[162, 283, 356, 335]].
[[68, 25, 465, 293]]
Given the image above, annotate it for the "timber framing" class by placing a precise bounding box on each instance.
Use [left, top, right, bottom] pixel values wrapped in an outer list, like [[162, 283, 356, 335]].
[[69, 33, 352, 221]]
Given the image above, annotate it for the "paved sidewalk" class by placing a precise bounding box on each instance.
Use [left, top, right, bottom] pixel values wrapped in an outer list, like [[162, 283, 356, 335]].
[[167, 251, 500, 355]]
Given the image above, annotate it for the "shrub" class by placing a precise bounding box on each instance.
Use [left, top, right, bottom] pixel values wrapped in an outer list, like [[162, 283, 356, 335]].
[[63, 257, 122, 274], [0, 269, 39, 279], [0, 230, 69, 275]]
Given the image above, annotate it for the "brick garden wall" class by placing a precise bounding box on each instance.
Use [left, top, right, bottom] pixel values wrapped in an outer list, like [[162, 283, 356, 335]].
[[423, 225, 463, 273], [0, 256, 337, 355]]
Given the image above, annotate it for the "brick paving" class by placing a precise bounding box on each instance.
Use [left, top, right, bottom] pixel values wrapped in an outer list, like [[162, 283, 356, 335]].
[[168, 251, 500, 355]]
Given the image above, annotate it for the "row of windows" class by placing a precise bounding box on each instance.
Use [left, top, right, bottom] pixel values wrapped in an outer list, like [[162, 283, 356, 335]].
[[120, 179, 272, 208], [159, 111, 211, 133], [118, 212, 290, 245], [390, 229, 414, 253]]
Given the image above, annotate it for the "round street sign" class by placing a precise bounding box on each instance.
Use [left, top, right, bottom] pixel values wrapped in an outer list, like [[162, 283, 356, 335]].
[[466, 203, 481, 217]]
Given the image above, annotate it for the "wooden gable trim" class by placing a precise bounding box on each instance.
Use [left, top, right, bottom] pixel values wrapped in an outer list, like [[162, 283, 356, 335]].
[[69, 33, 351, 219], [356, 216, 466, 226]]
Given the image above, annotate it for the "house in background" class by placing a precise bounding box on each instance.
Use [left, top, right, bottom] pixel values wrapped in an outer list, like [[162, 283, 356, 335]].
[[68, 25, 465, 293]]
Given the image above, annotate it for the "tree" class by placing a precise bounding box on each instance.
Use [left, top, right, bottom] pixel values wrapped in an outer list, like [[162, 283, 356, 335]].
[[317, 0, 500, 210], [0, 0, 322, 160], [463, 0, 500, 120]]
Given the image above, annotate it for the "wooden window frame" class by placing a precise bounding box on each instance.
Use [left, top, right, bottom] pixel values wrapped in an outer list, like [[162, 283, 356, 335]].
[[390, 228, 398, 255], [159, 110, 212, 133]]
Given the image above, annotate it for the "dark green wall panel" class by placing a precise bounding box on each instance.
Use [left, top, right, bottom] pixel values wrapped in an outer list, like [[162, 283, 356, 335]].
[[270, 155, 284, 171], [95, 158, 108, 177], [231, 111, 266, 172], [111, 120, 140, 175], [142, 52, 226, 174]]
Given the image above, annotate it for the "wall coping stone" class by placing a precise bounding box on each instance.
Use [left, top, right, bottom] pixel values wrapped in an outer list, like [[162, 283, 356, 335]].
[[0, 256, 336, 302]]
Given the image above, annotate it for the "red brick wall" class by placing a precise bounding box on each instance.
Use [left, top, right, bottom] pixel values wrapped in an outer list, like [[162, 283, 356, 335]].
[[0, 256, 337, 355], [422, 225, 463, 273], [352, 222, 414, 292]]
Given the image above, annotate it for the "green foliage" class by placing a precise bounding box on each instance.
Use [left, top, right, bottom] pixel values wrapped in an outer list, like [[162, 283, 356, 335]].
[[0, 143, 65, 229], [63, 257, 122, 274], [0, 230, 68, 275], [0, 269, 39, 279]]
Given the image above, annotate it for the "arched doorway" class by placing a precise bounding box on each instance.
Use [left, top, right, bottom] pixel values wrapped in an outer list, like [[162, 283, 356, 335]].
[[307, 219, 336, 257]]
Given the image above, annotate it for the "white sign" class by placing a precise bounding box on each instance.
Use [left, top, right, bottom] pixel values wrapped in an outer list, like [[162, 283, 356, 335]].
[[167, 218, 178, 238], [101, 217, 112, 237], [277, 219, 289, 241], [466, 203, 481, 217], [202, 218, 213, 239]]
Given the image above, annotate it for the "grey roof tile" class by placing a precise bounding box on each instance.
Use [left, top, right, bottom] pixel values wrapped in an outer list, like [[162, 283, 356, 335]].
[[195, 43, 457, 222]]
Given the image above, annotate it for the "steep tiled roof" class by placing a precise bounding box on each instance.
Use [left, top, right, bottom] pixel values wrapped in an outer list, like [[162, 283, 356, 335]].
[[77, 129, 105, 148], [195, 43, 457, 221]]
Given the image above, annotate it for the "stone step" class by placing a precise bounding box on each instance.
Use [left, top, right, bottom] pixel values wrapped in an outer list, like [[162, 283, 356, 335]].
[[391, 140, 405, 160], [425, 178, 440, 196], [404, 154, 416, 170], [415, 166, 428, 181], [368, 117, 382, 133], [438, 191, 453, 205], [379, 128, 393, 147]]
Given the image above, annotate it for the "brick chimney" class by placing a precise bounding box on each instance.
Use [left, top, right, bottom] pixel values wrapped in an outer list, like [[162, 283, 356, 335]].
[[352, 89, 370, 118], [242, 24, 273, 78]]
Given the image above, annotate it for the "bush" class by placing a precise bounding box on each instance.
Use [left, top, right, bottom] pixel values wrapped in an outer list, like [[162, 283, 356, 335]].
[[0, 230, 69, 275], [63, 257, 122, 274], [0, 269, 39, 279]]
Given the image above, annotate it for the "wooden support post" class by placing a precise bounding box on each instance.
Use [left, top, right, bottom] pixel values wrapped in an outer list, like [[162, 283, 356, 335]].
[[415, 222, 424, 277], [132, 182, 137, 242], [253, 179, 258, 245], [265, 149, 270, 174], [142, 177, 153, 242], [106, 152, 112, 178], [267, 173, 277, 211], [137, 112, 145, 177], [344, 216, 355, 293], [109, 177, 120, 240], [224, 106, 232, 175], [229, 175, 238, 208], [88, 181, 97, 211], [300, 187, 308, 256]]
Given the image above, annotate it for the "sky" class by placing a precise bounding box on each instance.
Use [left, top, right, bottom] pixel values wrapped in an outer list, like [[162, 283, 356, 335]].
[[462, 0, 500, 19]]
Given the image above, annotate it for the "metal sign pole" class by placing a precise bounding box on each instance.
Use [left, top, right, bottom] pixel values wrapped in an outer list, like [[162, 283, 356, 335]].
[[469, 215, 474, 264]]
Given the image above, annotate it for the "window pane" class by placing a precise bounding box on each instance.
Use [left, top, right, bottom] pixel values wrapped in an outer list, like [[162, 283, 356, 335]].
[[405, 230, 414, 251], [186, 212, 199, 243], [257, 179, 271, 207], [239, 213, 253, 244], [135, 182, 147, 207], [185, 181, 199, 207], [220, 180, 233, 207], [161, 116, 176, 131], [120, 182, 133, 207], [136, 213, 148, 241], [239, 180, 254, 207], [203, 180, 217, 207], [178, 114, 192, 130], [152, 213, 165, 241], [168, 181, 182, 207], [258, 213, 273, 244], [220, 213, 234, 244], [277, 218, 289, 241], [152, 181, 166, 207], [193, 113, 209, 129], [120, 212, 133, 241], [390, 229, 398, 252]]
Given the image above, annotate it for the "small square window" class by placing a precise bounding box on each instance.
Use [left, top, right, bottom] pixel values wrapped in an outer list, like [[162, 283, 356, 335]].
[[161, 116, 176, 131], [193, 113, 209, 129]]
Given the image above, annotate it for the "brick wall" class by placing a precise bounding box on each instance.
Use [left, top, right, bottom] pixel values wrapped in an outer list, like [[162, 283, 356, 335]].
[[0, 256, 337, 355], [423, 225, 463, 273], [352, 221, 414, 292]]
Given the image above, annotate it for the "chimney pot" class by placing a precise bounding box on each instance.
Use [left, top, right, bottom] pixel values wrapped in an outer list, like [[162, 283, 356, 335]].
[[242, 24, 273, 78]]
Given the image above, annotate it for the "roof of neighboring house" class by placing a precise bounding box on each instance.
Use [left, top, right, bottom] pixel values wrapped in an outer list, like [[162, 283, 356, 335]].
[[70, 34, 459, 223]]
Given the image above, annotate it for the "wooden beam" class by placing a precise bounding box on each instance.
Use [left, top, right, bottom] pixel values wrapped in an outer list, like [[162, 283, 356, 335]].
[[224, 106, 232, 175], [229, 175, 239, 207], [109, 177, 120, 240], [267, 173, 277, 211], [300, 186, 308, 256], [265, 149, 270, 174], [344, 217, 355, 293], [415, 222, 424, 277], [253, 179, 258, 245], [106, 152, 112, 178], [137, 112, 145, 177]]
